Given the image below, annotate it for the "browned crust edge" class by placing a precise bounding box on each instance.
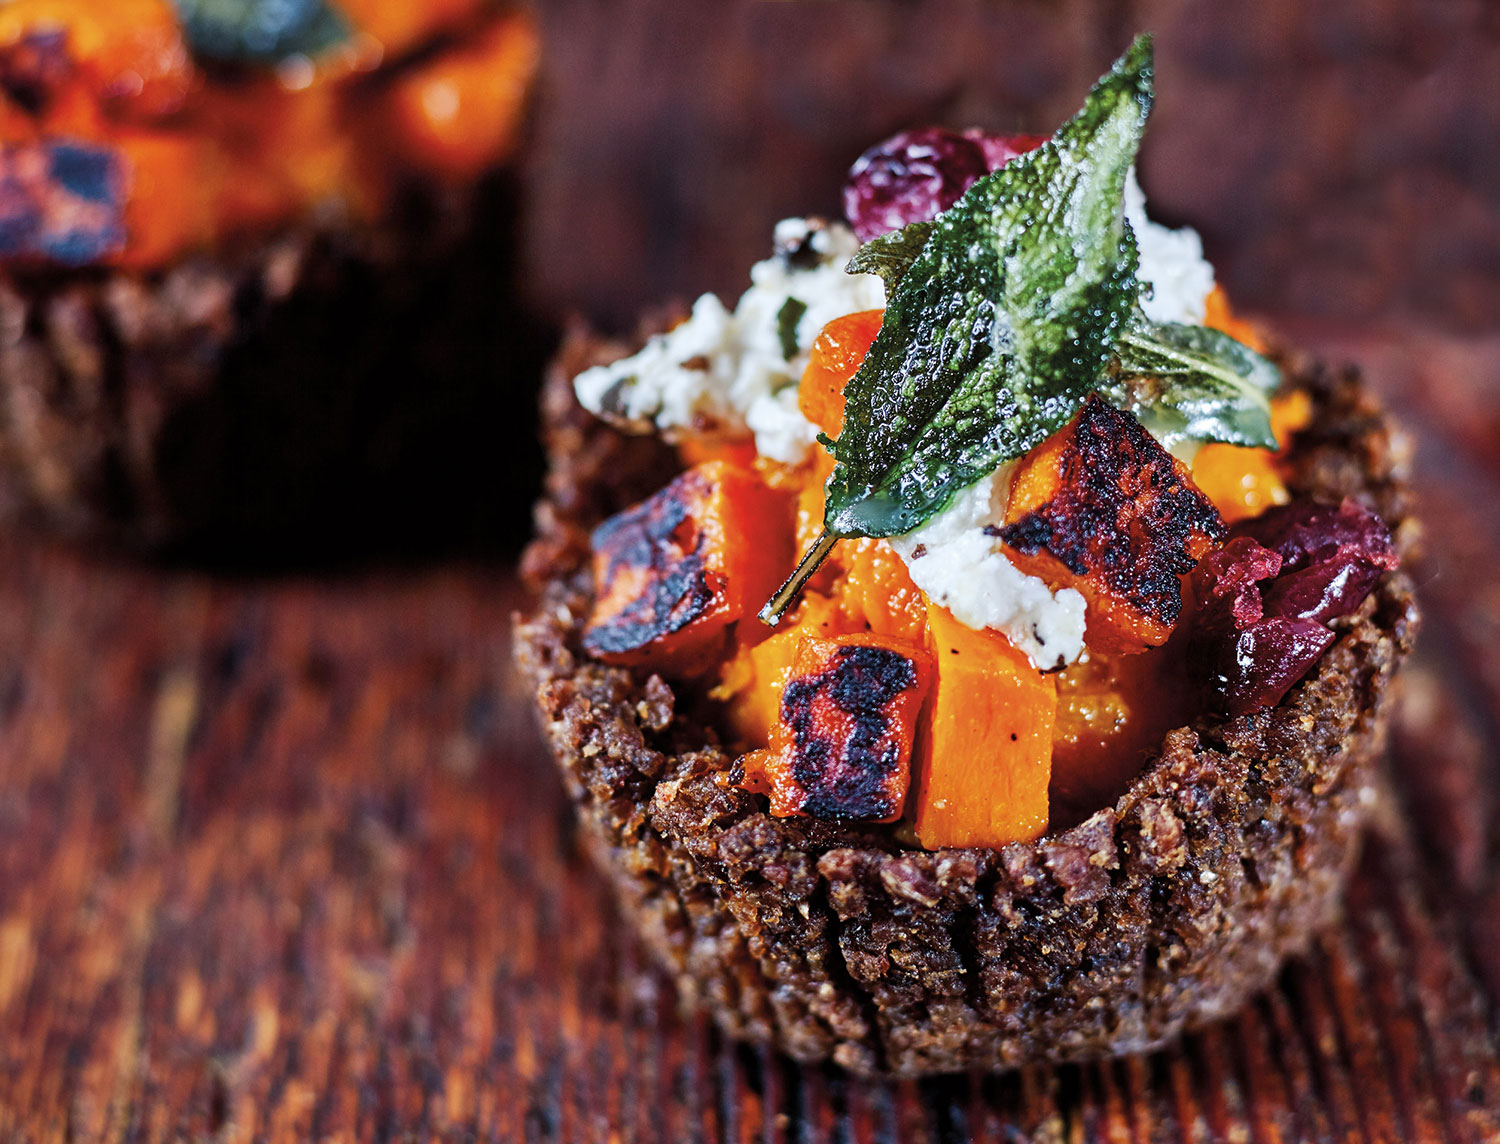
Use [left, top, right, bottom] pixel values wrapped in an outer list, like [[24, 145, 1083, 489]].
[[514, 331, 1420, 1077]]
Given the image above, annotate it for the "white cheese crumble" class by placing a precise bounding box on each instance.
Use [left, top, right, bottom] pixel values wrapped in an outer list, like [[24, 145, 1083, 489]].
[[1125, 169, 1216, 326], [573, 218, 885, 464], [887, 472, 1089, 670]]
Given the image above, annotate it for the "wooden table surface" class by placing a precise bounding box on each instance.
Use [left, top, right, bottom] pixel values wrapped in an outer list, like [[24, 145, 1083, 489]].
[[1, 322, 1499, 1141]]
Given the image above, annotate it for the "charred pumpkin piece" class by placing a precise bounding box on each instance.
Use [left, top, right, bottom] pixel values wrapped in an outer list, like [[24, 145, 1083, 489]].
[[996, 395, 1226, 654], [739, 632, 933, 822], [911, 606, 1054, 849], [583, 460, 791, 671]]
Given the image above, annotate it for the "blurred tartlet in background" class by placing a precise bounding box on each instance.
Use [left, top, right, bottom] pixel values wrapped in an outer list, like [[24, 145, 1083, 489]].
[[0, 0, 543, 562]]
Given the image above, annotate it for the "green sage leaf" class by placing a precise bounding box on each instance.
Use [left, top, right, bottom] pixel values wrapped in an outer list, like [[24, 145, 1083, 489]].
[[823, 34, 1153, 540], [843, 222, 934, 291], [776, 297, 808, 361], [1103, 320, 1280, 451], [172, 0, 351, 66]]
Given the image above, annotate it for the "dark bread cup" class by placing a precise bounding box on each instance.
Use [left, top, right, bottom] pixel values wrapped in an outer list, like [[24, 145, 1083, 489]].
[[0, 171, 550, 564], [0, 4, 546, 565], [515, 328, 1418, 1077]]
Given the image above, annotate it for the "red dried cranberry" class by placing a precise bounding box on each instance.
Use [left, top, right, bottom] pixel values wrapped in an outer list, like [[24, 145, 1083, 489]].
[[965, 130, 1049, 172], [1193, 535, 1282, 630], [842, 128, 1046, 243], [1215, 618, 1337, 717], [1189, 498, 1398, 718], [843, 128, 988, 243], [1234, 498, 1396, 576], [1260, 559, 1385, 626]]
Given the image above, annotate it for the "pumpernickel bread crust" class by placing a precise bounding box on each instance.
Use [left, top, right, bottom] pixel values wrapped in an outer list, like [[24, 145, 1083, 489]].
[[515, 334, 1419, 1077]]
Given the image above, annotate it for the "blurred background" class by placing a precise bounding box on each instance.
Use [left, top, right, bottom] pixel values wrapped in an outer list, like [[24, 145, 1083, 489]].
[[529, 0, 1498, 337]]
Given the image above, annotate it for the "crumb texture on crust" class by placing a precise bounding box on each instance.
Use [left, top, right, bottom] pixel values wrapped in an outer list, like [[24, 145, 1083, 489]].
[[515, 337, 1418, 1077]]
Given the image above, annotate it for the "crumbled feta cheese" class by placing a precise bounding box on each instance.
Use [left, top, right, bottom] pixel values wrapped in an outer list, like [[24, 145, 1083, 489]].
[[744, 385, 820, 464], [1125, 169, 1216, 326], [888, 474, 1089, 670], [574, 218, 884, 464]]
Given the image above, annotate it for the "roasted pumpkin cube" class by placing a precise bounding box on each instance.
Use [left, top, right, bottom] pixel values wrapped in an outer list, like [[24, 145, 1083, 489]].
[[912, 606, 1055, 849], [583, 460, 791, 671], [797, 308, 884, 437], [996, 396, 1226, 654], [739, 632, 934, 822], [377, 9, 538, 179], [1049, 645, 1188, 826]]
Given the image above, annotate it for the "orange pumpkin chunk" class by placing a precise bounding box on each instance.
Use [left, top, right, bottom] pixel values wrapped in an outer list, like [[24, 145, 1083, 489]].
[[378, 9, 538, 180], [1190, 389, 1311, 523], [1201, 284, 1268, 353], [715, 591, 844, 747], [1191, 443, 1288, 524], [998, 396, 1226, 654], [912, 606, 1055, 849], [1049, 647, 1188, 825], [739, 632, 933, 822], [583, 460, 790, 670], [797, 308, 883, 437]]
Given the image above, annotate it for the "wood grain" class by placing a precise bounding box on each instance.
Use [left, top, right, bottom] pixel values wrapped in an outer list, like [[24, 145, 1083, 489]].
[[0, 325, 1494, 1140]]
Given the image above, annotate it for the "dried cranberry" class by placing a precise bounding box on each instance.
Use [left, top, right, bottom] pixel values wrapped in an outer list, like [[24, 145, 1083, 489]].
[[1193, 536, 1282, 630], [1188, 498, 1398, 717], [842, 128, 1046, 243], [1235, 498, 1397, 576], [843, 128, 987, 243], [966, 130, 1050, 172], [1260, 559, 1385, 626], [1215, 618, 1337, 717]]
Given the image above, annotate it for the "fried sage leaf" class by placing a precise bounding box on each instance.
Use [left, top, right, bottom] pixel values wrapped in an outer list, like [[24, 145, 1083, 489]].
[[172, 0, 351, 65], [827, 38, 1151, 539], [843, 221, 935, 291], [776, 297, 808, 360], [760, 37, 1153, 623], [1104, 320, 1280, 451]]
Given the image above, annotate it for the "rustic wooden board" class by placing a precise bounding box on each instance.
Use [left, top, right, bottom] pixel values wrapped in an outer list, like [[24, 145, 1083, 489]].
[[0, 325, 1497, 1141]]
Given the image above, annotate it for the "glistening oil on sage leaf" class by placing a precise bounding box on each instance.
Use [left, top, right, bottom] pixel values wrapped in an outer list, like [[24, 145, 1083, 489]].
[[1102, 320, 1279, 452], [760, 33, 1280, 626], [762, 36, 1152, 623]]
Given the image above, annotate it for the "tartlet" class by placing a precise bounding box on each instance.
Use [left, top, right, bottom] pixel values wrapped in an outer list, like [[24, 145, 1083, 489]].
[[518, 340, 1415, 1076], [0, 1, 541, 558], [516, 40, 1417, 1075]]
